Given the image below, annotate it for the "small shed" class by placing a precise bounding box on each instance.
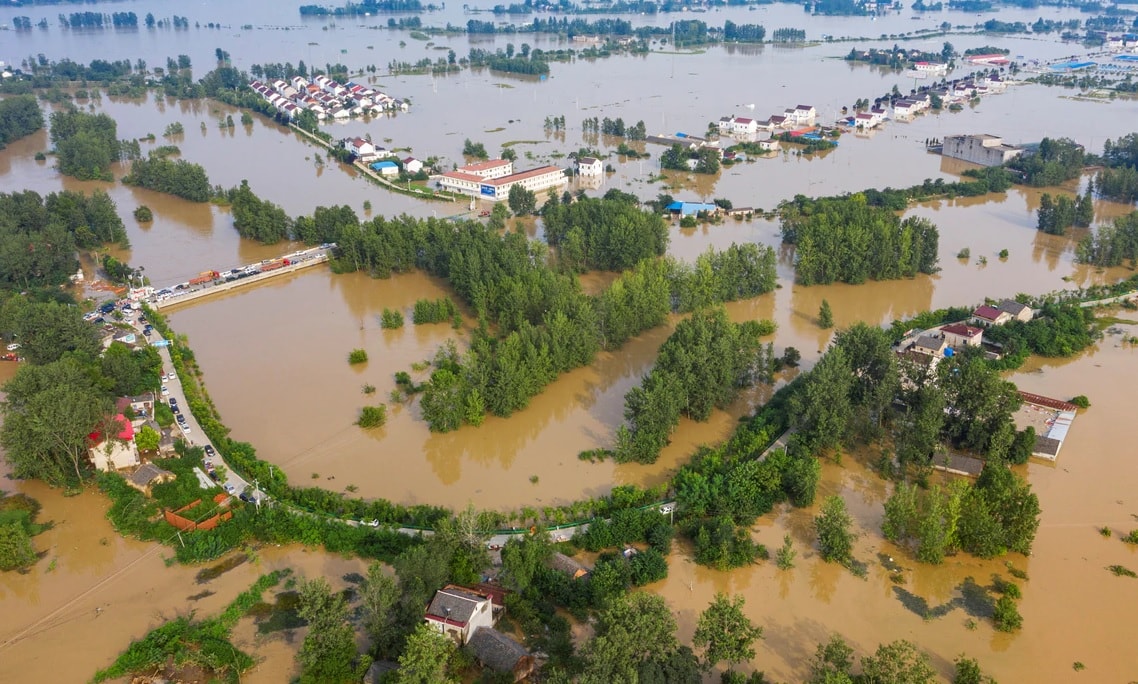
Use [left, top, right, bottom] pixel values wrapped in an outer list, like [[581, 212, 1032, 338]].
[[127, 463, 176, 496], [370, 160, 399, 177], [548, 552, 590, 579], [665, 201, 719, 217], [466, 627, 535, 682]]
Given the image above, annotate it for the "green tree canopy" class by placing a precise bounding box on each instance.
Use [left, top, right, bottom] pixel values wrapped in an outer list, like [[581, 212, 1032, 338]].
[[692, 592, 764, 669], [296, 577, 370, 684]]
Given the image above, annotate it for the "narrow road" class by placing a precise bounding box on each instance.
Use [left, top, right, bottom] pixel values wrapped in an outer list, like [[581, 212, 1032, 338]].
[[125, 313, 261, 503]]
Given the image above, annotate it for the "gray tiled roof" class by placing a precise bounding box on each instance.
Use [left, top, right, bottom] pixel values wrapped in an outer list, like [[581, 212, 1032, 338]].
[[425, 588, 487, 624], [466, 627, 529, 673]]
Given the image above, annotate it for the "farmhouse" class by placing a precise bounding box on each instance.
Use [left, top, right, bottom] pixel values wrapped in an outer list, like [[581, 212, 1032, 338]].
[[576, 156, 604, 176], [942, 134, 1024, 167], [423, 586, 497, 645]]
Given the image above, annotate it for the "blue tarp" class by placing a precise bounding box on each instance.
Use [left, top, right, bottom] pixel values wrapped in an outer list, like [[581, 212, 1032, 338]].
[[370, 161, 398, 171]]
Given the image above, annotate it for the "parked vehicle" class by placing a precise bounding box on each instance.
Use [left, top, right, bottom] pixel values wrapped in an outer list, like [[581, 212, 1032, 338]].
[[188, 271, 220, 286], [239, 491, 255, 503], [203, 445, 216, 457]]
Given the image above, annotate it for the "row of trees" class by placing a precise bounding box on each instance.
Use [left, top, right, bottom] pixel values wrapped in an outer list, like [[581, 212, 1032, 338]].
[[780, 193, 940, 285], [0, 189, 128, 289], [49, 108, 124, 181], [411, 297, 459, 325], [580, 116, 648, 140], [121, 155, 214, 202], [1076, 210, 1138, 267], [1035, 190, 1093, 235], [541, 195, 669, 272], [614, 308, 774, 464], [0, 95, 43, 149]]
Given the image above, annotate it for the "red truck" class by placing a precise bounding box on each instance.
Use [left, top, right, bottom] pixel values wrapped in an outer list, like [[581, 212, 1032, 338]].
[[259, 259, 290, 273], [188, 270, 220, 286]]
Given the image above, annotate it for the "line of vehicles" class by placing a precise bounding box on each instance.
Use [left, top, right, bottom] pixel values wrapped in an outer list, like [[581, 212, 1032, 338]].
[[149, 245, 336, 305]]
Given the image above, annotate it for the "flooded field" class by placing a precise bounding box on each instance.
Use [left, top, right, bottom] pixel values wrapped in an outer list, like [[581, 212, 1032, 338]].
[[0, 469, 367, 683], [652, 336, 1138, 683]]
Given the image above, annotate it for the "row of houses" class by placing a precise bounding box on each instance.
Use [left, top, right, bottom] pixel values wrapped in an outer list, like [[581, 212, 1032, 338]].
[[717, 104, 816, 137], [437, 159, 569, 201], [248, 74, 408, 122], [899, 299, 1034, 370], [852, 72, 1008, 130]]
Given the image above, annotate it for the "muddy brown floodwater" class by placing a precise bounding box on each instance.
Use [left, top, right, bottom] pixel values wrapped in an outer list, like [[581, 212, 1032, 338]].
[[0, 468, 367, 683], [3, 2, 1138, 679], [651, 334, 1138, 683]]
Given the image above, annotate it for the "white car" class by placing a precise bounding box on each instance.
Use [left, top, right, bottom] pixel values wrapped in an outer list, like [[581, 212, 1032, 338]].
[[161, 385, 170, 396], [224, 483, 236, 494], [161, 372, 169, 382], [180, 422, 191, 434]]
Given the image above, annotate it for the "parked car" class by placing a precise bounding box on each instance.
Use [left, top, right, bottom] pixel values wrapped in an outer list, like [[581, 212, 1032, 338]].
[[161, 385, 170, 396], [203, 445, 216, 457], [224, 483, 236, 494], [239, 491, 255, 503]]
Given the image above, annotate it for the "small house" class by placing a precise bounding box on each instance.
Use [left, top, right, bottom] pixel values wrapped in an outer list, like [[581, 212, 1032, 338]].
[[941, 323, 984, 348], [402, 157, 423, 174], [731, 117, 758, 136], [997, 299, 1033, 323], [893, 100, 915, 118], [972, 304, 1012, 327], [424, 586, 496, 645], [548, 552, 590, 579], [466, 627, 535, 682], [787, 104, 816, 125], [576, 156, 604, 176], [855, 113, 877, 129], [127, 463, 175, 497], [348, 137, 376, 160], [758, 139, 779, 152], [717, 116, 735, 134], [912, 333, 948, 358], [89, 414, 140, 472]]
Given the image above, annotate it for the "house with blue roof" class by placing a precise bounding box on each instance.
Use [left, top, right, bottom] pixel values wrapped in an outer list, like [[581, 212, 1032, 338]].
[[665, 201, 719, 217], [370, 160, 400, 177]]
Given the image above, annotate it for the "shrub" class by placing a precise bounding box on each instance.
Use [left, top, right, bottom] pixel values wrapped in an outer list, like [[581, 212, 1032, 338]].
[[1123, 530, 1138, 544], [1108, 564, 1137, 578], [998, 249, 1009, 259], [348, 349, 368, 365], [956, 248, 971, 260], [1069, 395, 1090, 409], [380, 308, 404, 329], [357, 405, 387, 428], [134, 205, 153, 222], [992, 595, 1022, 632]]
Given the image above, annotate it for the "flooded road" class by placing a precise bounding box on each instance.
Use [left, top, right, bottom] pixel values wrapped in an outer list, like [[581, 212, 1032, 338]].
[[652, 336, 1138, 683]]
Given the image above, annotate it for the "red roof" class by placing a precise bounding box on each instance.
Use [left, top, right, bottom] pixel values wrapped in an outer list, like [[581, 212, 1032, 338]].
[[941, 323, 983, 338], [973, 305, 1005, 321], [734, 117, 754, 124], [483, 166, 564, 187], [88, 414, 133, 445]]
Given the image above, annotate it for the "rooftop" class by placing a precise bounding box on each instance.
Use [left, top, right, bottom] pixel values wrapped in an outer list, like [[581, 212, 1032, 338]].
[[998, 299, 1031, 316], [466, 627, 530, 673], [439, 170, 485, 183], [973, 304, 1006, 320], [128, 463, 174, 489], [578, 156, 600, 165], [483, 165, 564, 187], [941, 323, 983, 337], [425, 587, 489, 625], [460, 159, 512, 173]]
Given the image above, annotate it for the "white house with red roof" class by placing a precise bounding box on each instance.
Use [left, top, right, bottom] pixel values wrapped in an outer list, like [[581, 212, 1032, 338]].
[[89, 414, 140, 472], [423, 585, 496, 644], [972, 304, 1012, 327], [940, 322, 984, 349]]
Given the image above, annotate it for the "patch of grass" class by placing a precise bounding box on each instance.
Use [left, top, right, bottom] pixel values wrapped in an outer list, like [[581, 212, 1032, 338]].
[[1073, 661, 1085, 671], [1099, 526, 1112, 537], [1108, 564, 1137, 578], [484, 127, 506, 133], [362, 383, 376, 395], [578, 449, 613, 463], [529, 475, 539, 484], [1123, 529, 1138, 544], [409, 30, 429, 40], [502, 139, 546, 147], [1006, 563, 1029, 581]]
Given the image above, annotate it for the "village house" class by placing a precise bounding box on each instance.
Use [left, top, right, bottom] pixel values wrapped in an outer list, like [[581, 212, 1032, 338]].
[[911, 333, 948, 358], [126, 463, 175, 497], [576, 156, 604, 176], [465, 627, 536, 682], [997, 299, 1033, 322], [717, 116, 735, 135], [940, 322, 984, 349], [913, 61, 948, 75], [731, 117, 758, 136], [768, 114, 790, 129], [548, 551, 591, 579], [854, 112, 878, 130], [892, 100, 916, 118], [758, 139, 779, 152], [348, 138, 377, 161], [786, 104, 816, 125], [402, 157, 423, 175], [423, 586, 497, 645], [971, 304, 1012, 327], [89, 414, 140, 472]]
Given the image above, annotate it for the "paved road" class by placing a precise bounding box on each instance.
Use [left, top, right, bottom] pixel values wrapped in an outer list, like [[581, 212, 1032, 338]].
[[126, 313, 262, 504]]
